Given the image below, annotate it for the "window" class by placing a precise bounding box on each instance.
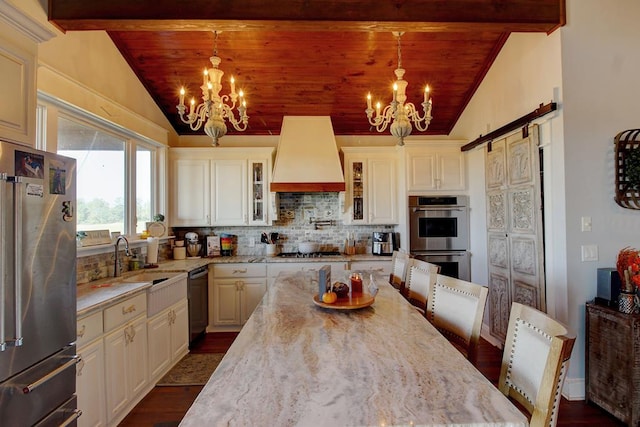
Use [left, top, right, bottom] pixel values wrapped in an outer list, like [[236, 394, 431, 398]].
[[56, 115, 159, 237]]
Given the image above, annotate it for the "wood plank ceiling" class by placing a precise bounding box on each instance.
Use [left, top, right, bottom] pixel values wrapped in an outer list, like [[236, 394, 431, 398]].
[[49, 0, 565, 138]]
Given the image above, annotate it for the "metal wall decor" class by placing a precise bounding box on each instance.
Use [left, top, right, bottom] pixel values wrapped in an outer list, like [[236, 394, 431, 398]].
[[614, 129, 640, 209]]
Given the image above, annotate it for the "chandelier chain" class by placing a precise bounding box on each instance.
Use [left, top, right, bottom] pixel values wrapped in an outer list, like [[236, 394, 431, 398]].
[[397, 33, 402, 69], [213, 31, 218, 57]]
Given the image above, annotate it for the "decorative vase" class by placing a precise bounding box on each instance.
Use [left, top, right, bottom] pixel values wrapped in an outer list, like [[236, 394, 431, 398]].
[[618, 290, 639, 314]]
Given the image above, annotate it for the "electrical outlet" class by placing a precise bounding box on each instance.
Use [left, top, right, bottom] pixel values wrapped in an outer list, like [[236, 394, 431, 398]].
[[284, 209, 295, 219], [248, 237, 255, 247]]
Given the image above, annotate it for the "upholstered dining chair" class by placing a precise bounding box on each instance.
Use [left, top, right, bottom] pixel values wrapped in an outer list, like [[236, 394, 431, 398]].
[[426, 274, 488, 365], [498, 302, 576, 427], [404, 258, 440, 315], [389, 250, 411, 293]]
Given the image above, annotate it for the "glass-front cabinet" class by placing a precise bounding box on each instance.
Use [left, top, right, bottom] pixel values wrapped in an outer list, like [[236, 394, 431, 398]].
[[352, 161, 364, 221], [249, 160, 268, 225], [342, 147, 399, 225]]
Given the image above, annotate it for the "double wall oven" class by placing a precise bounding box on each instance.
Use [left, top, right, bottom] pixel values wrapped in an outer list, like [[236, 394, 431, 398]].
[[409, 195, 471, 281]]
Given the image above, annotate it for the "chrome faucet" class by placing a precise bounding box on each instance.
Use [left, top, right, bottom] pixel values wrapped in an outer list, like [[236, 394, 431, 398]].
[[114, 235, 131, 277]]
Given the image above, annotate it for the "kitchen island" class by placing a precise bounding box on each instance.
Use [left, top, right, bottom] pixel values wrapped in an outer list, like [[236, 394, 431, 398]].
[[180, 271, 527, 426]]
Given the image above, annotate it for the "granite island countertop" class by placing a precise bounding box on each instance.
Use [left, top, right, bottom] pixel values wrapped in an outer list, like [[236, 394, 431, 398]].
[[179, 272, 528, 427]]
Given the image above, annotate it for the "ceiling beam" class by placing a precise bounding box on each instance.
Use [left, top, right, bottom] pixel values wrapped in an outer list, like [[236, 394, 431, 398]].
[[49, 0, 565, 33]]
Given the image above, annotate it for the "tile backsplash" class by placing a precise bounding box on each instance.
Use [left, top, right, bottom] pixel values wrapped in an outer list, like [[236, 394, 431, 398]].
[[76, 192, 396, 284], [173, 192, 397, 256]]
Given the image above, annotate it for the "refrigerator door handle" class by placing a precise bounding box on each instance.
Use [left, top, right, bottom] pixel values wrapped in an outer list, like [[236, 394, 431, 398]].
[[22, 355, 80, 394], [7, 176, 23, 347], [59, 409, 82, 427], [0, 173, 6, 351]]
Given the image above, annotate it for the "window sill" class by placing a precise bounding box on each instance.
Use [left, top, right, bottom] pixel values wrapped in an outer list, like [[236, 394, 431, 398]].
[[77, 236, 174, 257]]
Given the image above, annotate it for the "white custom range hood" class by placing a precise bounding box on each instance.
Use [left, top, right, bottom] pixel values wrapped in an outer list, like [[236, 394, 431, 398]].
[[270, 116, 345, 192]]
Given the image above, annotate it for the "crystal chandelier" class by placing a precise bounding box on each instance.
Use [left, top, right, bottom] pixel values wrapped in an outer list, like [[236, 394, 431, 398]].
[[176, 31, 249, 146], [365, 32, 433, 146]]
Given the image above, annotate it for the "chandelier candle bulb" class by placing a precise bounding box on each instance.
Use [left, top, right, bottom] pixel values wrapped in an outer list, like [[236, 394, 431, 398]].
[[367, 93, 372, 110], [424, 86, 430, 102], [230, 76, 236, 94], [179, 87, 185, 105]]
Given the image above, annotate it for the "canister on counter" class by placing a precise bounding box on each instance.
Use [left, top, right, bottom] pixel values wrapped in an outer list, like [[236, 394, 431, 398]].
[[173, 246, 186, 260], [220, 234, 235, 256], [207, 235, 221, 257]]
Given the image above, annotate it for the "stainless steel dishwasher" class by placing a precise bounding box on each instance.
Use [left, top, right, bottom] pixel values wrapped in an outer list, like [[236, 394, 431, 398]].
[[188, 265, 209, 347]]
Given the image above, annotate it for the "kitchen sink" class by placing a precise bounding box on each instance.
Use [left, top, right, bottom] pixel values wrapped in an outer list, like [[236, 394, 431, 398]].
[[120, 271, 188, 317], [121, 271, 184, 284]]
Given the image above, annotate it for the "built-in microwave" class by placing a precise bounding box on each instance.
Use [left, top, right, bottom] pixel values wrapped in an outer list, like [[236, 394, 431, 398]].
[[408, 195, 470, 252]]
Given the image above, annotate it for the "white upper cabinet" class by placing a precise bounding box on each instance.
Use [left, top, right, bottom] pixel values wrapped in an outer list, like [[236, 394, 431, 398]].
[[169, 147, 274, 227], [405, 142, 466, 192], [170, 158, 211, 226], [211, 159, 247, 225], [342, 147, 399, 225]]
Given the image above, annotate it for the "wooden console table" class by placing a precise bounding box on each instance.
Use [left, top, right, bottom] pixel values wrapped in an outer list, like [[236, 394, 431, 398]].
[[586, 302, 640, 426]]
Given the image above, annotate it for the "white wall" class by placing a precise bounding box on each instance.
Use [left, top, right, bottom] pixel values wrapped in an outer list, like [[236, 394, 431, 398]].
[[558, 0, 640, 396]]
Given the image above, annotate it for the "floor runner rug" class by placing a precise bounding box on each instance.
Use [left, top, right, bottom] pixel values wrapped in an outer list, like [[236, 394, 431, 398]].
[[156, 353, 225, 386]]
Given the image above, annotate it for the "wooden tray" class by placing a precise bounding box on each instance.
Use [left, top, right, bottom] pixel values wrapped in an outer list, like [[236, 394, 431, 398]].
[[313, 293, 375, 310]]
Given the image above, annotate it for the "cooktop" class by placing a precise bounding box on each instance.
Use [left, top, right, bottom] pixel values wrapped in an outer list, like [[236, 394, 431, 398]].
[[277, 251, 342, 258]]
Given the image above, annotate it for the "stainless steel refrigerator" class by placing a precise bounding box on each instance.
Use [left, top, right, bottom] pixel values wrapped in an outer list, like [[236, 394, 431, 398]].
[[0, 140, 80, 426]]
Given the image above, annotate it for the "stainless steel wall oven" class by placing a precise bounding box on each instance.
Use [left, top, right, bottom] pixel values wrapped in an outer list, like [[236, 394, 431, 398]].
[[409, 195, 471, 281]]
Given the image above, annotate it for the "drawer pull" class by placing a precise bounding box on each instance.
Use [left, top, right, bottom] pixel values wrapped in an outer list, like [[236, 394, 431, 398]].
[[76, 353, 85, 376], [77, 324, 86, 338], [233, 269, 248, 274], [122, 304, 136, 315]]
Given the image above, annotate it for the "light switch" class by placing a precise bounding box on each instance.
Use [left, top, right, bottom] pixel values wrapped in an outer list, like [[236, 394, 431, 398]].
[[581, 244, 598, 262], [581, 216, 592, 232]]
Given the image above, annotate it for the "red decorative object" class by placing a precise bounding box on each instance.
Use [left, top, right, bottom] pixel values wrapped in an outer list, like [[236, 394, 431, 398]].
[[616, 247, 640, 292]]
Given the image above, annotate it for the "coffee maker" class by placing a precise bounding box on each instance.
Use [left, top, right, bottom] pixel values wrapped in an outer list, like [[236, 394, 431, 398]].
[[372, 232, 396, 256]]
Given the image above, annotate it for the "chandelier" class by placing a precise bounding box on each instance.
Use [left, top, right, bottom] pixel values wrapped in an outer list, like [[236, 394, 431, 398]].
[[176, 31, 249, 146], [365, 32, 433, 146]]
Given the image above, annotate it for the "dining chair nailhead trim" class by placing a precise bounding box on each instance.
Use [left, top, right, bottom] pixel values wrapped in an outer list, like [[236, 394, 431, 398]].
[[505, 317, 553, 404]]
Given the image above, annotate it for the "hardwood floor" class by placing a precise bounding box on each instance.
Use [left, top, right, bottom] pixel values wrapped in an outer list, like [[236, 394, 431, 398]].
[[119, 332, 625, 426]]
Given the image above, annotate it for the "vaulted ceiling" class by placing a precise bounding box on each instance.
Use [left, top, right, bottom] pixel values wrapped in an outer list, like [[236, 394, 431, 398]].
[[48, 0, 565, 138]]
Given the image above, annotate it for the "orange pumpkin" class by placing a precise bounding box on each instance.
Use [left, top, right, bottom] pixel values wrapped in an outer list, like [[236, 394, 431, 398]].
[[322, 291, 338, 304]]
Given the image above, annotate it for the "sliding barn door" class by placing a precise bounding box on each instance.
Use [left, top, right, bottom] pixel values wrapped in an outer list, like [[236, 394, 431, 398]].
[[486, 125, 545, 342]]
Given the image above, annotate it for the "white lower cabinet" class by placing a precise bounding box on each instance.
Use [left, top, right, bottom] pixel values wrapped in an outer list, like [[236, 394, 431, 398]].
[[211, 263, 267, 329], [76, 338, 106, 427], [147, 299, 189, 382], [76, 310, 106, 427], [104, 314, 148, 424], [77, 283, 190, 427]]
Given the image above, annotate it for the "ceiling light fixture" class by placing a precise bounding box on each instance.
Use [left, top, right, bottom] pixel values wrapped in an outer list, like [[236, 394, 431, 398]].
[[365, 32, 433, 146], [176, 31, 249, 146]]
